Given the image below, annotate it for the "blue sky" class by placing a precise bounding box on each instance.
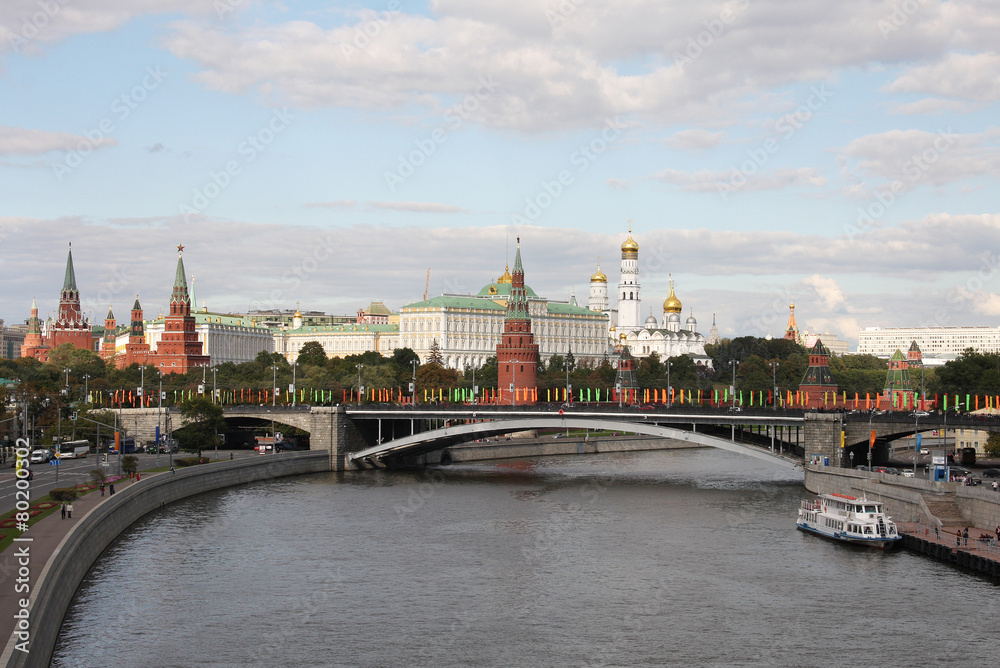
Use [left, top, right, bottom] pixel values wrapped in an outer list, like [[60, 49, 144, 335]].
[[2, 0, 999, 348]]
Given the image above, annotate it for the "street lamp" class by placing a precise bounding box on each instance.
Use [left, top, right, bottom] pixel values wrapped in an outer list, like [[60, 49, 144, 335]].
[[509, 359, 519, 406], [83, 373, 91, 405], [271, 365, 279, 406], [666, 359, 672, 409], [63, 368, 71, 391], [730, 359, 738, 408], [356, 364, 364, 406], [291, 361, 297, 407], [212, 367, 218, 404], [770, 360, 778, 411], [410, 359, 418, 404], [139, 365, 145, 407]]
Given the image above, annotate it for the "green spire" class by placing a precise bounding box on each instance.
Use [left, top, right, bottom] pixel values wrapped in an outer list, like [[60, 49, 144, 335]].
[[171, 246, 190, 305], [506, 237, 529, 321], [63, 243, 78, 293]]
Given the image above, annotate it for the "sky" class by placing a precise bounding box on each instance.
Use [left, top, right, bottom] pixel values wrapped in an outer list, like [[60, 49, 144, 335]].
[[1, 0, 999, 349]]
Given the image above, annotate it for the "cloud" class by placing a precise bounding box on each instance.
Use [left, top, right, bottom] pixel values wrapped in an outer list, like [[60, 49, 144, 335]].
[[305, 200, 357, 210], [837, 127, 1000, 192], [886, 52, 1000, 102], [146, 142, 166, 153], [887, 98, 980, 116], [364, 201, 465, 213], [799, 274, 845, 311], [0, 125, 118, 155], [653, 166, 826, 194], [605, 178, 628, 190], [664, 128, 726, 152]]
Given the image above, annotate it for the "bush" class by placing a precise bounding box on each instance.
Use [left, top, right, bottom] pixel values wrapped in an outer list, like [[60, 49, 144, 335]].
[[90, 468, 107, 483], [49, 488, 79, 504], [174, 457, 209, 467], [121, 456, 138, 475]]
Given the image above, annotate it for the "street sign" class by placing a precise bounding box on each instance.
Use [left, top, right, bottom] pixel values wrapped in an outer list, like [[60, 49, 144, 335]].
[[70, 412, 78, 421]]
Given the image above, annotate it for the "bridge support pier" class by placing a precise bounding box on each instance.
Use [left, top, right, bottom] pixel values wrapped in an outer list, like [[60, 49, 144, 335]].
[[802, 412, 845, 466]]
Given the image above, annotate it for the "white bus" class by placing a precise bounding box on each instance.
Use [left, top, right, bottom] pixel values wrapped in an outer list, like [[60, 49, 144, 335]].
[[57, 439, 91, 459]]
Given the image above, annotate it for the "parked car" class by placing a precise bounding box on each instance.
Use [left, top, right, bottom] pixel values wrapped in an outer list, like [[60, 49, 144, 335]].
[[884, 467, 900, 475], [856, 465, 870, 471], [901, 469, 915, 478], [982, 468, 1000, 478], [29, 449, 51, 464], [912, 410, 930, 417]]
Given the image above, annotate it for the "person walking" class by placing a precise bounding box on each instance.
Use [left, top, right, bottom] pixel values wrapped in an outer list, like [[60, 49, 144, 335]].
[[66, 503, 73, 519], [109, 482, 115, 495], [962, 527, 969, 546], [61, 504, 66, 520], [100, 482, 105, 497]]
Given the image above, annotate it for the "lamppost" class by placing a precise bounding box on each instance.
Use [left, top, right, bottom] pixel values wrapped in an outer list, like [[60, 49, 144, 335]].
[[212, 367, 218, 405], [730, 360, 738, 408], [271, 365, 279, 406], [63, 367, 71, 390], [356, 364, 364, 406], [564, 358, 571, 406], [291, 361, 297, 407], [410, 359, 418, 404], [770, 360, 778, 411], [666, 359, 672, 409], [157, 370, 163, 466], [868, 411, 876, 470], [472, 364, 478, 406], [83, 373, 90, 405], [913, 412, 920, 477], [139, 365, 145, 407], [510, 359, 519, 407]]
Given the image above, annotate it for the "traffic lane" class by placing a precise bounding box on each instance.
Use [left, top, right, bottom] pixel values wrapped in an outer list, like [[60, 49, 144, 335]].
[[0, 450, 260, 515]]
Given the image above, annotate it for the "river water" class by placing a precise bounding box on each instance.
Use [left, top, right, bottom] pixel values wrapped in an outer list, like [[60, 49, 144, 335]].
[[53, 449, 997, 667]]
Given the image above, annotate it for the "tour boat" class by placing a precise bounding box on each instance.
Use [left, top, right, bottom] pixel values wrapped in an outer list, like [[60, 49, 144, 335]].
[[796, 492, 901, 550]]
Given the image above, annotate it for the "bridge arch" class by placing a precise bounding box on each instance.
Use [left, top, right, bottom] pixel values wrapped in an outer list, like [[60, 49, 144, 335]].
[[349, 417, 801, 469]]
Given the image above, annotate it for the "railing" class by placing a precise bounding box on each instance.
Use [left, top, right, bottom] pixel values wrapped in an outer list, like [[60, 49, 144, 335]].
[[898, 520, 1000, 562]]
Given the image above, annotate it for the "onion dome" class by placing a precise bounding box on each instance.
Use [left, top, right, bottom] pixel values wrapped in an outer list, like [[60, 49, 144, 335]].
[[591, 263, 607, 283], [497, 264, 513, 284], [644, 313, 657, 329], [686, 310, 697, 325], [621, 235, 639, 254], [663, 280, 682, 314]]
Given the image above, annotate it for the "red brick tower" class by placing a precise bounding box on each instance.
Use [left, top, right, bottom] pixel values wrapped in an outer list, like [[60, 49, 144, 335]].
[[149, 245, 209, 374], [100, 307, 117, 362], [783, 301, 800, 344], [49, 243, 94, 351], [496, 238, 538, 405], [122, 296, 151, 367], [799, 338, 839, 409], [20, 298, 48, 360]]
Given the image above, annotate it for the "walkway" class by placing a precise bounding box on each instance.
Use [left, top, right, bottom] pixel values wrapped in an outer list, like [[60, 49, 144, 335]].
[[898, 520, 1000, 577], [0, 475, 140, 656]]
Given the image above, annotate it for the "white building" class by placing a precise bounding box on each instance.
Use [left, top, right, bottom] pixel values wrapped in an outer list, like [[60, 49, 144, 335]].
[[857, 326, 1000, 358], [145, 309, 274, 365]]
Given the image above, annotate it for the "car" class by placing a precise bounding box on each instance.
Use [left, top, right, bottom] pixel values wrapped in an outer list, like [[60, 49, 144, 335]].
[[884, 467, 900, 475], [552, 433, 564, 439], [912, 410, 930, 418], [29, 449, 51, 464], [982, 468, 1000, 478], [901, 469, 915, 478], [727, 406, 743, 414], [855, 465, 870, 471]]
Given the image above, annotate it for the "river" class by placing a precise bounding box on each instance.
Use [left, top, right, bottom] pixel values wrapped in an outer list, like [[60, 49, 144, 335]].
[[53, 448, 997, 667]]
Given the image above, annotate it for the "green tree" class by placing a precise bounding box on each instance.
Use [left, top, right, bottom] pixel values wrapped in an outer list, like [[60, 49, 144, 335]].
[[985, 432, 1000, 458], [121, 455, 138, 475], [49, 487, 79, 504], [176, 397, 225, 456], [427, 339, 444, 366], [296, 341, 328, 366]]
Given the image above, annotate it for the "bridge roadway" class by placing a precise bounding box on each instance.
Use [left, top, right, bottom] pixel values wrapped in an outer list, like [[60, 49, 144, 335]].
[[346, 407, 805, 469]]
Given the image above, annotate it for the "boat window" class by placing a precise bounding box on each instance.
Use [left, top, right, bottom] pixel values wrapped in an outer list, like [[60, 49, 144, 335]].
[[865, 505, 876, 513], [864, 527, 872, 534]]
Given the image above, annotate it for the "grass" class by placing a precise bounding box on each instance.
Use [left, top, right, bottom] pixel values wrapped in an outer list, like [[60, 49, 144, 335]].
[[0, 480, 101, 555]]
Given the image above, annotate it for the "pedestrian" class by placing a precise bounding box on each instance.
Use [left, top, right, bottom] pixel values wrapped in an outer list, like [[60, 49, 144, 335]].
[[170, 466, 175, 474], [109, 483, 115, 495], [136, 472, 141, 481], [61, 504, 66, 520], [963, 527, 969, 546], [66, 503, 73, 519], [230, 452, 234, 460], [995, 525, 1000, 542], [100, 482, 105, 496], [934, 525, 940, 539], [956, 531, 961, 546]]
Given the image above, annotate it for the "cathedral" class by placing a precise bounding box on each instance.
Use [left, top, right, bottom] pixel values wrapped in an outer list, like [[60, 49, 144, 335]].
[[588, 225, 712, 368]]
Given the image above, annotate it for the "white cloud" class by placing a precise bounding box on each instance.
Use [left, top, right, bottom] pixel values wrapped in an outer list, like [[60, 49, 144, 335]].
[[799, 274, 845, 311], [605, 178, 628, 190], [305, 200, 357, 210], [664, 128, 726, 152], [886, 52, 1000, 102], [888, 97, 980, 116], [654, 166, 826, 194], [365, 201, 465, 213], [0, 125, 117, 155]]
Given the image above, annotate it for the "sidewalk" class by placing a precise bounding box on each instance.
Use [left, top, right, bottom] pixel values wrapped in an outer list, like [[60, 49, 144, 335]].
[[0, 476, 140, 652], [899, 521, 1000, 565]]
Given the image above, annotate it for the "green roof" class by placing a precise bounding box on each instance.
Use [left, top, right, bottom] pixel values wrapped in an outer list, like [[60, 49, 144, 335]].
[[403, 296, 506, 310], [62, 245, 78, 293], [546, 302, 600, 316], [285, 322, 399, 334], [475, 282, 538, 298]]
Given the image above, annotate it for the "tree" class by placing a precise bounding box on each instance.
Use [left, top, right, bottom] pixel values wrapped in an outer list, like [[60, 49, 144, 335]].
[[49, 487, 79, 504], [983, 432, 1000, 457], [428, 339, 444, 366], [121, 455, 138, 475], [176, 397, 225, 456], [296, 341, 328, 366]]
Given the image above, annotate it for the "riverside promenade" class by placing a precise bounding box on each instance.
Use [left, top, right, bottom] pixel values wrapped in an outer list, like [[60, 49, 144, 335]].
[[898, 521, 1000, 578]]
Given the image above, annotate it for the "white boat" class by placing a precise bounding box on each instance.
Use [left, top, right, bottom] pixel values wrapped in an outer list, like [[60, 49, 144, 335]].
[[796, 492, 902, 550]]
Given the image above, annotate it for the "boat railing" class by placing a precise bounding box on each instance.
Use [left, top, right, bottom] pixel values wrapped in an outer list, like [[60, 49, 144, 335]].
[[898, 521, 1000, 561]]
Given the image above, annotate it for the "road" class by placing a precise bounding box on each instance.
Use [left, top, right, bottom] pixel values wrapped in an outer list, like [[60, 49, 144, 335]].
[[0, 449, 260, 515]]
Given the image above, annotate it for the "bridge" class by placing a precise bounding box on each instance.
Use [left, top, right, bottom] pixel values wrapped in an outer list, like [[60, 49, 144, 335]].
[[110, 403, 1000, 471]]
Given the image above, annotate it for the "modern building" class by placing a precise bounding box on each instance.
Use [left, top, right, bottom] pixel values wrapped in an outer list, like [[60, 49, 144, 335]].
[[802, 330, 850, 356], [0, 321, 26, 360], [857, 326, 1000, 358]]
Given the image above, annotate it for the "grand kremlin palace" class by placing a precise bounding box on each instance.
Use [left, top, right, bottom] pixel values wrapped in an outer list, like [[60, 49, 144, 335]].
[[273, 266, 608, 370]]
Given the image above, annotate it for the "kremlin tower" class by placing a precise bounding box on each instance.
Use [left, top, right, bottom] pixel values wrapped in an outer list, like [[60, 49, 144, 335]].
[[101, 307, 117, 361], [21, 244, 95, 361], [784, 302, 801, 344], [588, 259, 608, 313], [148, 245, 209, 374], [496, 238, 539, 405]]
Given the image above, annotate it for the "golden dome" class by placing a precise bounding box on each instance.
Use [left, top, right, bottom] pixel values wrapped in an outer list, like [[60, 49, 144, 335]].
[[497, 264, 513, 284], [663, 281, 682, 313], [621, 235, 639, 254], [590, 267, 607, 283]]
